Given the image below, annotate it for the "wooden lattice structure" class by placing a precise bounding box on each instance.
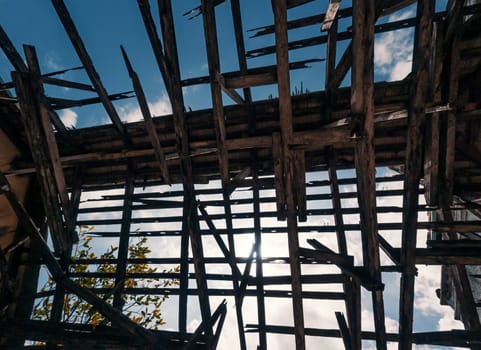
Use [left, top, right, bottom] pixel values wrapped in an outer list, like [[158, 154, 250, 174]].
[[1, 0, 481, 349]]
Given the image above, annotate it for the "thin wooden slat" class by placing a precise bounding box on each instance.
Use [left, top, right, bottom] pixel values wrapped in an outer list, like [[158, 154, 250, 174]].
[[335, 312, 353, 350], [121, 46, 170, 184], [294, 150, 307, 222], [112, 164, 135, 310], [51, 0, 127, 139]]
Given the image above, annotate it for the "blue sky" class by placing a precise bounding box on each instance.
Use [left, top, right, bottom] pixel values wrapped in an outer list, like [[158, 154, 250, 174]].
[[1, 1, 466, 349]]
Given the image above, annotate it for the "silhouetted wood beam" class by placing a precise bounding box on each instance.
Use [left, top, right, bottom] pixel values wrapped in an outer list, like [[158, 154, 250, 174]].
[[0, 25, 28, 72], [181, 59, 322, 87], [201, 1, 245, 348], [112, 164, 135, 310], [351, 1, 386, 350], [328, 148, 361, 349], [0, 172, 160, 348], [121, 46, 170, 184], [198, 203, 242, 280], [335, 312, 353, 350], [48, 91, 135, 110], [157, 0, 211, 342], [227, 166, 251, 196], [215, 71, 245, 105], [41, 76, 95, 91], [51, 0, 127, 139], [273, 1, 305, 348], [398, 2, 434, 350], [247, 15, 418, 58]]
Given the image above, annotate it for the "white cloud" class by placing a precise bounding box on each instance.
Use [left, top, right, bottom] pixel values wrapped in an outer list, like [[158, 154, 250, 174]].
[[118, 94, 172, 123], [59, 109, 77, 128], [375, 9, 415, 81]]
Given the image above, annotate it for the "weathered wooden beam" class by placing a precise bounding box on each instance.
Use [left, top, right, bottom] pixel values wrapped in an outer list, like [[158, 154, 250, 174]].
[[351, 1, 386, 349], [51, 0, 127, 139], [335, 312, 353, 350], [23, 45, 74, 234], [0, 25, 28, 72], [197, 203, 242, 280], [181, 59, 321, 87], [273, 0, 305, 348], [112, 164, 135, 310], [322, 0, 342, 31], [0, 171, 160, 348], [398, 1, 434, 349], [201, 1, 245, 347], [41, 76, 95, 91], [48, 91, 135, 110], [121, 46, 170, 184], [227, 166, 251, 196], [12, 71, 71, 254], [157, 0, 212, 342], [215, 71, 245, 105], [328, 148, 361, 349], [294, 150, 307, 222]]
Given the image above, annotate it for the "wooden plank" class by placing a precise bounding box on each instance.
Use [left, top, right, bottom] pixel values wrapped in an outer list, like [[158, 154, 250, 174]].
[[335, 312, 353, 350], [398, 1, 434, 349], [23, 45, 74, 236], [156, 0, 212, 344], [0, 171, 160, 348], [112, 164, 135, 310], [12, 71, 70, 254], [0, 25, 28, 72], [51, 0, 127, 139], [294, 150, 306, 222], [272, 1, 305, 348], [198, 203, 242, 280], [121, 46, 170, 184], [273, 133, 286, 221], [41, 76, 95, 91], [351, 1, 386, 350], [321, 0, 342, 31], [200, 1, 246, 348], [328, 148, 361, 349], [215, 71, 245, 105]]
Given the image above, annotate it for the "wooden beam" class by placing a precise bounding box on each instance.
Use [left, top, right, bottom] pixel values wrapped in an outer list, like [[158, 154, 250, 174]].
[[335, 312, 353, 350], [321, 0, 342, 31], [23, 45, 74, 234], [156, 0, 212, 343], [12, 70, 71, 254], [200, 1, 246, 348], [398, 2, 434, 349], [121, 46, 170, 184], [51, 0, 127, 139], [215, 71, 245, 105], [112, 164, 135, 310], [197, 203, 242, 280], [0, 25, 28, 72], [328, 148, 361, 349], [351, 1, 386, 350], [272, 1, 305, 348]]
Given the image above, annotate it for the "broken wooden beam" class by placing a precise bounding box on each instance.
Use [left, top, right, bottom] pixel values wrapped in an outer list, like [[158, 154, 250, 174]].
[[121, 46, 170, 184]]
